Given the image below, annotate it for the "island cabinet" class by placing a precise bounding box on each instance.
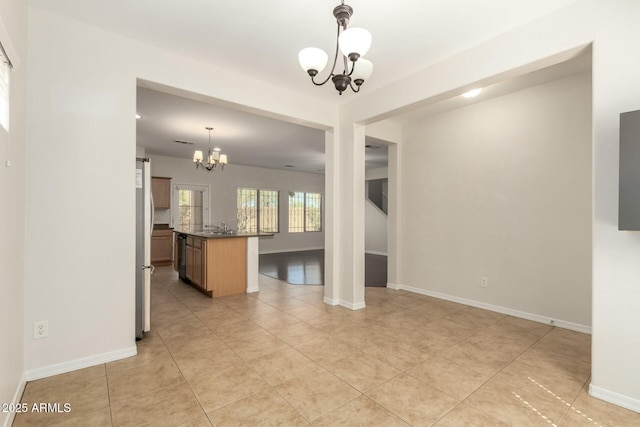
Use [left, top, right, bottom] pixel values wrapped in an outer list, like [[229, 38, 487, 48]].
[[185, 235, 247, 297], [185, 236, 204, 288], [206, 237, 247, 297]]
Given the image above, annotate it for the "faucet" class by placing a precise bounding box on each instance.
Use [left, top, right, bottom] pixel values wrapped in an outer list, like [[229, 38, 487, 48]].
[[222, 222, 228, 234]]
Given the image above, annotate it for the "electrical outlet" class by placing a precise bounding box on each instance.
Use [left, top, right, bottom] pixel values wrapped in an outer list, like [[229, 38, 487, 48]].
[[480, 276, 488, 288], [33, 321, 49, 339]]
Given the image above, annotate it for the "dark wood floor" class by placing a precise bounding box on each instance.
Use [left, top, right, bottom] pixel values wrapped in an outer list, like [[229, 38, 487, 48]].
[[259, 249, 387, 287]]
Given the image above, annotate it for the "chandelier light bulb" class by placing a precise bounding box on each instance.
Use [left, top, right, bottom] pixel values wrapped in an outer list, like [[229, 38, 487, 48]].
[[298, 47, 329, 75], [351, 58, 373, 84], [338, 27, 371, 60]]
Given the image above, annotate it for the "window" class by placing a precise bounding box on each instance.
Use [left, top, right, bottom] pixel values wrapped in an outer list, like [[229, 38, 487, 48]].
[[0, 43, 10, 131], [237, 188, 279, 233], [172, 184, 209, 230], [288, 192, 322, 232]]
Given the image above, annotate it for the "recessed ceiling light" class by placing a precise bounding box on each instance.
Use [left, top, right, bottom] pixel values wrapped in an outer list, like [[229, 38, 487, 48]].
[[135, 113, 142, 119], [462, 88, 482, 98], [213, 147, 222, 152]]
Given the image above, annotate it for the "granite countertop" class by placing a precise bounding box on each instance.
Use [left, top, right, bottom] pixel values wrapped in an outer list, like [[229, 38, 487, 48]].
[[175, 229, 274, 239]]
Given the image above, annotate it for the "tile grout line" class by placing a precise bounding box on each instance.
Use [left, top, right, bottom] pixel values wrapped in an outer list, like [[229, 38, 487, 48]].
[[128, 268, 600, 426], [103, 363, 115, 427], [453, 325, 564, 425]]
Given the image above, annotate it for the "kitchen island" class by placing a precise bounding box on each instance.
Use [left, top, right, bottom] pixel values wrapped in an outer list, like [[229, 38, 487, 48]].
[[174, 230, 272, 297]]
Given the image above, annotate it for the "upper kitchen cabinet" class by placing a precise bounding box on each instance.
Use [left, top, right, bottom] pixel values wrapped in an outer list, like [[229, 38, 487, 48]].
[[151, 176, 171, 209], [619, 110, 640, 230]]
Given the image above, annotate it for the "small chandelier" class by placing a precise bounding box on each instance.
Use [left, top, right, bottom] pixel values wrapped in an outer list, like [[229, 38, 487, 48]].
[[298, 0, 373, 95], [193, 127, 228, 171]]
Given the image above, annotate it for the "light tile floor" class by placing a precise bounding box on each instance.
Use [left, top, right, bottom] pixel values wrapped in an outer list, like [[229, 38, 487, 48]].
[[14, 266, 640, 426]]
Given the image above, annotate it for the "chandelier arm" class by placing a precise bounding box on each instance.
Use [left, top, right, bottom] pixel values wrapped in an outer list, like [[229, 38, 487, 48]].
[[349, 81, 360, 93], [342, 55, 350, 75], [310, 22, 343, 86], [310, 74, 332, 86], [346, 58, 358, 76]]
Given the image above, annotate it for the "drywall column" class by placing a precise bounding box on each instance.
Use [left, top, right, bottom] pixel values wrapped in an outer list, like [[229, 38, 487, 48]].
[[323, 130, 339, 304], [387, 142, 400, 288], [337, 118, 366, 309]]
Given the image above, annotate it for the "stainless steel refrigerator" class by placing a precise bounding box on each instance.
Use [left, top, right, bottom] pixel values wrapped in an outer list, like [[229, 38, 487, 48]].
[[135, 158, 153, 340]]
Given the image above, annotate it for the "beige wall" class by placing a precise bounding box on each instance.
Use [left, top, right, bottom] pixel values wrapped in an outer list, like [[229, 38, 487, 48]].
[[400, 71, 592, 328], [0, 1, 27, 426]]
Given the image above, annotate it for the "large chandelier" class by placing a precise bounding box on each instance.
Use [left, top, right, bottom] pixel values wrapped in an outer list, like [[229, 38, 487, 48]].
[[298, 0, 373, 95], [193, 127, 228, 171]]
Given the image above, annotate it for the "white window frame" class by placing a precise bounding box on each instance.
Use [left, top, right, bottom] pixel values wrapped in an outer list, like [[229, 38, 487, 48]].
[[288, 191, 323, 233], [236, 187, 280, 233]]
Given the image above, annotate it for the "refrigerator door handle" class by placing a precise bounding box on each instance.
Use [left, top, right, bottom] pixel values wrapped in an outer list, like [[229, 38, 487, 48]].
[[150, 190, 155, 235]]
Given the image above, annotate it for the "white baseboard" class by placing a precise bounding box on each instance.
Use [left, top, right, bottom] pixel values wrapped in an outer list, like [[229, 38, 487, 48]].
[[2, 373, 27, 427], [391, 283, 592, 334], [246, 286, 259, 293], [323, 296, 366, 310], [338, 300, 366, 310], [25, 346, 137, 382], [365, 250, 388, 256], [590, 384, 640, 414], [323, 296, 339, 306], [259, 247, 324, 255]]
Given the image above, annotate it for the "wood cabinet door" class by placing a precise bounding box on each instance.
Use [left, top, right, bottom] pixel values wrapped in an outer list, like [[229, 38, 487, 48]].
[[193, 246, 203, 287], [186, 245, 194, 281], [151, 177, 171, 209], [151, 229, 173, 264], [207, 237, 247, 297], [151, 235, 172, 263]]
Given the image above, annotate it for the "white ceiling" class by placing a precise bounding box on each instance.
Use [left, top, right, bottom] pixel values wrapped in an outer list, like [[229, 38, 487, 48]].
[[135, 51, 590, 174], [136, 86, 389, 173], [32, 0, 585, 174], [30, 0, 580, 104]]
